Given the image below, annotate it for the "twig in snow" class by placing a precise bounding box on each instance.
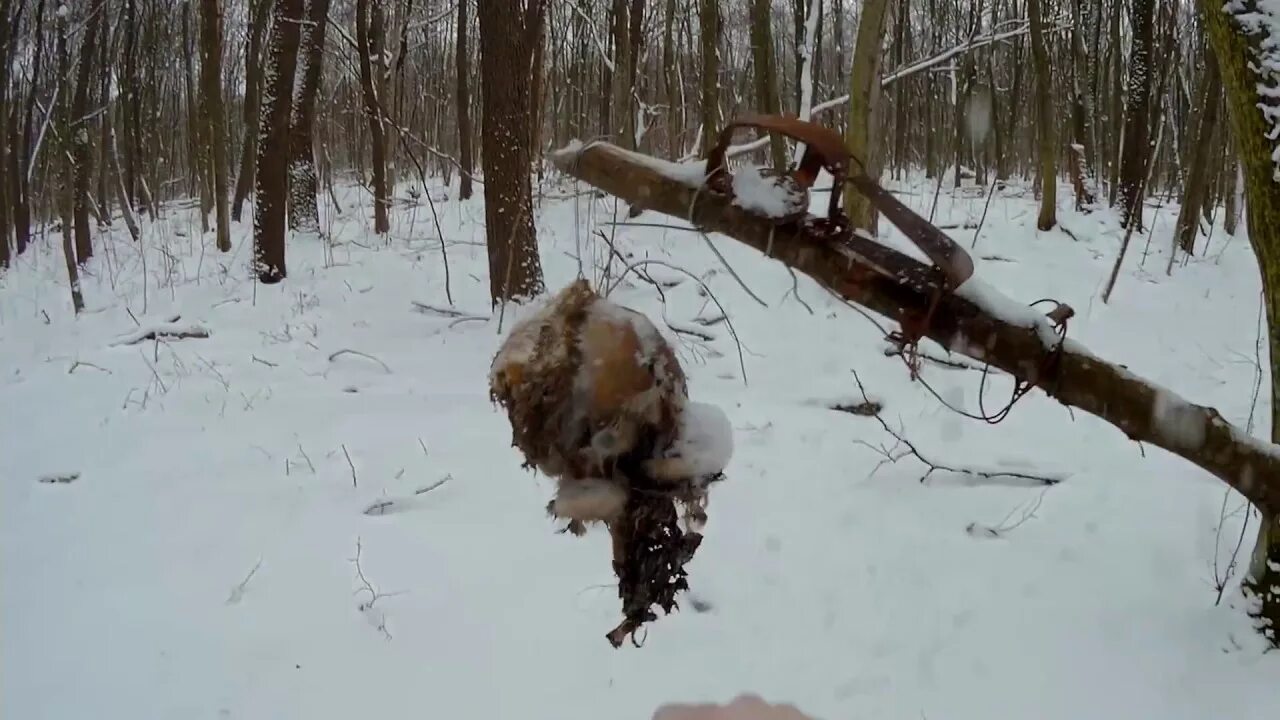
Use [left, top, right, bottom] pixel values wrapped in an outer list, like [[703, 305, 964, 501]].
[[68, 361, 112, 375], [252, 355, 278, 368], [851, 371, 1063, 487], [410, 301, 487, 321], [350, 537, 398, 640], [327, 349, 392, 374], [698, 232, 769, 308], [38, 472, 81, 484], [965, 488, 1050, 539], [111, 317, 210, 346], [414, 475, 451, 495], [341, 444, 359, 488], [784, 267, 815, 315], [225, 557, 264, 605], [882, 344, 992, 372]]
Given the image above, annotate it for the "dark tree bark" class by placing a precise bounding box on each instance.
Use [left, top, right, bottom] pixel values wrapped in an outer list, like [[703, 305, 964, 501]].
[[55, 9, 83, 311], [287, 0, 331, 234], [699, 0, 720, 155], [0, 0, 12, 269], [12, 0, 43, 258], [609, 0, 631, 147], [1173, 52, 1222, 259], [1027, 0, 1056, 230], [356, 0, 390, 234], [662, 0, 679, 157], [477, 0, 546, 305], [71, 0, 106, 265], [1118, 0, 1154, 229], [253, 0, 304, 283], [749, 0, 787, 170], [232, 0, 273, 222], [456, 0, 473, 199], [1068, 0, 1097, 207], [200, 0, 232, 252]]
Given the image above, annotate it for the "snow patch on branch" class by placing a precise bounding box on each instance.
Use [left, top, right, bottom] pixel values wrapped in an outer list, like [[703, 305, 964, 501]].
[[1223, 0, 1280, 180]]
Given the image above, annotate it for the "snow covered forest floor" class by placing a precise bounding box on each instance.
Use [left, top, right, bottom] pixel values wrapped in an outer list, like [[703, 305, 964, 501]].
[[3, 167, 1279, 719]]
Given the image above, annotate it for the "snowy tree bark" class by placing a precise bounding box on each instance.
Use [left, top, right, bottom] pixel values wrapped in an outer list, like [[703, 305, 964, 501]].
[[1118, 0, 1154, 229], [477, 0, 546, 305], [792, 0, 821, 167], [199, 0, 232, 252], [1198, 0, 1280, 647], [54, 8, 82, 311], [287, 0, 331, 234], [232, 0, 273, 222], [253, 0, 304, 283]]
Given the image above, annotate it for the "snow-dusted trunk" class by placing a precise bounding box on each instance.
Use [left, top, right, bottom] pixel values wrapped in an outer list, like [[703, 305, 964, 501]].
[[106, 118, 140, 243], [842, 0, 890, 234], [287, 0, 331, 235], [477, 0, 545, 305], [1118, 0, 1154, 229], [252, 0, 303, 283], [232, 0, 272, 222], [791, 0, 821, 167], [356, 0, 390, 235], [1198, 0, 1280, 646], [1068, 0, 1098, 207], [662, 0, 679, 159], [199, 0, 232, 252], [1027, 0, 1056, 231], [609, 0, 631, 148]]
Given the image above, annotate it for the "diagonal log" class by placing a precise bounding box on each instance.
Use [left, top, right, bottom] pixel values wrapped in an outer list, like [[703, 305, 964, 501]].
[[550, 140, 1280, 516]]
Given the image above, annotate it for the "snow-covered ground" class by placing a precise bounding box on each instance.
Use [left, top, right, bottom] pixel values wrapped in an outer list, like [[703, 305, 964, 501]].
[[3, 168, 1278, 719]]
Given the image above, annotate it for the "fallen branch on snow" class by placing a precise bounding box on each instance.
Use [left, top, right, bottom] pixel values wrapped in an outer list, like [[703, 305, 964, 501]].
[[549, 139, 1280, 516], [111, 315, 210, 346]]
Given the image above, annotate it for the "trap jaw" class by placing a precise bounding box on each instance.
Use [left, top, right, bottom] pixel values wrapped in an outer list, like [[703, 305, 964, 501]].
[[701, 114, 975, 293]]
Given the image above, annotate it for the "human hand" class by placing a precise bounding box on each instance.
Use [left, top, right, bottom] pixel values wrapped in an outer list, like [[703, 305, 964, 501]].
[[651, 694, 815, 720]]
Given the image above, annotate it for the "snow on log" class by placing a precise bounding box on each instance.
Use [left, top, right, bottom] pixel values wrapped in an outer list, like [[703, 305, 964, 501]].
[[110, 315, 211, 346], [549, 139, 1280, 517]]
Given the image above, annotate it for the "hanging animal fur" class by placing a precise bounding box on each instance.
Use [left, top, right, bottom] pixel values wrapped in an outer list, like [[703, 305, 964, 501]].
[[489, 280, 732, 647]]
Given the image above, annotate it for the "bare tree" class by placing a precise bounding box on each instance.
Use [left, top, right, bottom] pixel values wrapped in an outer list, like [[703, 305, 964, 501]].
[[1118, 0, 1154, 228], [232, 0, 273, 222], [1172, 52, 1222, 260], [253, 0, 304, 283], [477, 0, 546, 305], [699, 0, 720, 155], [288, 0, 332, 234], [456, 0, 473, 199], [71, 0, 106, 264], [199, 0, 231, 252], [357, 0, 391, 234], [1028, 0, 1057, 230], [842, 0, 889, 233]]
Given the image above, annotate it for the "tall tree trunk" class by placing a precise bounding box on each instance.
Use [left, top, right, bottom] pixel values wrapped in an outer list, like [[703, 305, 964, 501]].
[[1198, 0, 1280, 647], [287, 0, 331, 234], [698, 0, 719, 155], [1118, 0, 1154, 229], [749, 0, 787, 170], [1069, 0, 1097, 207], [253, 0, 304, 283], [13, 0, 43, 258], [662, 0, 679, 158], [55, 9, 83, 311], [1172, 52, 1222, 260], [185, 3, 210, 233], [1027, 0, 1056, 230], [200, 0, 232, 252], [71, 0, 106, 265], [231, 0, 273, 222], [842, 0, 890, 234], [0, 0, 12, 269], [610, 0, 631, 147], [456, 0, 473, 199], [356, 0, 390, 234], [478, 0, 546, 305]]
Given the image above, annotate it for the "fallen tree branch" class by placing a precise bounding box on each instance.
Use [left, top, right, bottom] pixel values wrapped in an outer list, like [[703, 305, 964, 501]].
[[550, 140, 1280, 516], [111, 316, 210, 346]]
